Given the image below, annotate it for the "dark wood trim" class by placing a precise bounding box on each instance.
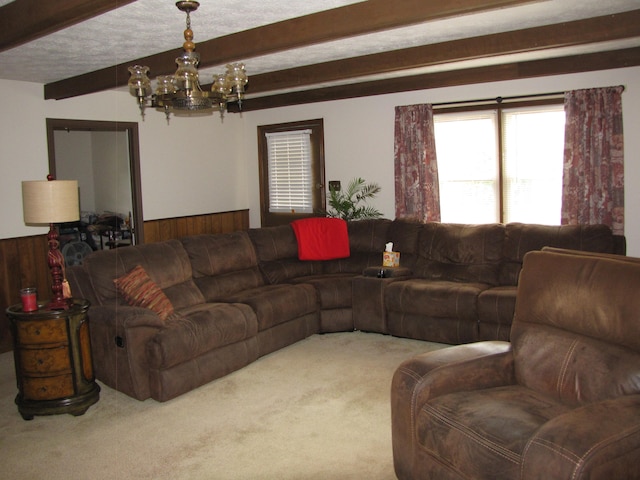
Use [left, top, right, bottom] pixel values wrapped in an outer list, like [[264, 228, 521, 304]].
[[257, 120, 326, 227], [233, 10, 640, 97], [0, 234, 50, 354], [0, 0, 136, 52], [43, 0, 537, 100], [46, 118, 145, 245], [231, 47, 640, 112], [142, 210, 250, 244]]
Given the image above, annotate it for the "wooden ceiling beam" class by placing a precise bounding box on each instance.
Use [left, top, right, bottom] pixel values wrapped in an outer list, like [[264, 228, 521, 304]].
[[44, 0, 537, 100], [229, 46, 640, 112], [0, 0, 137, 52], [236, 10, 640, 95]]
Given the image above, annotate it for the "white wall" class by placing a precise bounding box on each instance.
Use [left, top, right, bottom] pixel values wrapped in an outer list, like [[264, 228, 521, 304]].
[[241, 67, 640, 256], [0, 79, 245, 239], [1, 66, 639, 255]]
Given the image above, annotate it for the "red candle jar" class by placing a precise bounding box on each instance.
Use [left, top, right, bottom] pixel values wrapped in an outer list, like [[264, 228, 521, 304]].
[[20, 288, 37, 312]]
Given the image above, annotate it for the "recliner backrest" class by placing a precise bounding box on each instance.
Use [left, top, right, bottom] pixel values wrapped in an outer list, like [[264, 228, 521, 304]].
[[82, 239, 204, 309], [414, 222, 505, 285], [511, 250, 640, 407], [181, 231, 264, 301], [499, 223, 617, 286]]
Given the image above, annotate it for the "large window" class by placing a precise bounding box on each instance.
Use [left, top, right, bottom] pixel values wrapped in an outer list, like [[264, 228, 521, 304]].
[[258, 119, 326, 226], [434, 102, 565, 224]]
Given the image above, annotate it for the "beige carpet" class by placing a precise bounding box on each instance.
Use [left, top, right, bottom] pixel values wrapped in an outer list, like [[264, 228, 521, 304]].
[[0, 331, 446, 480]]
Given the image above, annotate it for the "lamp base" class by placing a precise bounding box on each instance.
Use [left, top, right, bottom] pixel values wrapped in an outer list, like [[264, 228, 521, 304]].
[[47, 224, 70, 310], [46, 297, 71, 311]]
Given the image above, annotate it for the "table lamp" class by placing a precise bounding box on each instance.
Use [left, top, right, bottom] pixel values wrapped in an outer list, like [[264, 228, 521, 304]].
[[22, 175, 79, 310]]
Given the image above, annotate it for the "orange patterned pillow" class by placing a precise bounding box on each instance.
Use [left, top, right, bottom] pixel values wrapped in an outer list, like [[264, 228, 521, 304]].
[[114, 265, 174, 321]]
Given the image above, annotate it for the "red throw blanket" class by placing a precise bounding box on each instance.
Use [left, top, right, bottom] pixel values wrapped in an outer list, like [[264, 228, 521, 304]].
[[291, 217, 350, 260]]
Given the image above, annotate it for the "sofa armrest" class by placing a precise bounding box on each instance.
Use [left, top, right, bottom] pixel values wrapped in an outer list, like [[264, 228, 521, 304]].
[[391, 341, 515, 480], [88, 304, 165, 400], [522, 395, 640, 480]]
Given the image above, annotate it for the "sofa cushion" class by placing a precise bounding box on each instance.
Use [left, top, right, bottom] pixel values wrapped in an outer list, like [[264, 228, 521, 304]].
[[248, 224, 299, 262], [226, 284, 318, 331], [385, 279, 490, 321], [293, 273, 354, 309], [291, 217, 350, 260], [386, 219, 423, 269], [248, 225, 322, 283], [84, 239, 200, 307], [415, 223, 505, 285], [499, 223, 616, 285], [416, 385, 569, 480], [322, 219, 392, 274], [114, 265, 175, 321], [346, 218, 392, 252], [181, 232, 264, 300], [146, 302, 258, 370]]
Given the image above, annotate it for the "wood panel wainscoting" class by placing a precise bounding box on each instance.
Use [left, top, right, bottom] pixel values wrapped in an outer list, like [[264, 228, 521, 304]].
[[0, 209, 249, 354]]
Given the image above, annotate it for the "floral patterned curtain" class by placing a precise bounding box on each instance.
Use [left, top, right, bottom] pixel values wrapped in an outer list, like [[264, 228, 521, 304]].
[[393, 104, 440, 222], [562, 86, 625, 235]]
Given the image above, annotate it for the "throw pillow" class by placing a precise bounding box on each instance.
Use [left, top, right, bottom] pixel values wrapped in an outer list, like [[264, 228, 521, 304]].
[[113, 265, 174, 320]]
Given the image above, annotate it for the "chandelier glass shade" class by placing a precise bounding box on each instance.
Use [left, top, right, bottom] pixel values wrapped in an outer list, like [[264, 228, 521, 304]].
[[128, 1, 248, 121]]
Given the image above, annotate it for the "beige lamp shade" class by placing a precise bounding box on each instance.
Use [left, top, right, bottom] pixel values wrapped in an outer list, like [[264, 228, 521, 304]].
[[22, 180, 80, 224]]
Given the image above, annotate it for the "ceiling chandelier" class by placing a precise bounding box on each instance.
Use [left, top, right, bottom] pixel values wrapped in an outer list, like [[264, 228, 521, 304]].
[[127, 1, 248, 122]]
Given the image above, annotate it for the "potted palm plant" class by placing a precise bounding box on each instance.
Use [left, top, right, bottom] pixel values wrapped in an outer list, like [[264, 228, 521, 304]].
[[321, 177, 382, 221]]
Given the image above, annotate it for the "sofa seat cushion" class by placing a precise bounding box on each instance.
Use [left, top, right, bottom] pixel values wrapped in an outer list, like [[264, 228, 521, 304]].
[[293, 274, 354, 309], [416, 385, 569, 480], [146, 302, 258, 370], [385, 279, 490, 320], [226, 283, 318, 331]]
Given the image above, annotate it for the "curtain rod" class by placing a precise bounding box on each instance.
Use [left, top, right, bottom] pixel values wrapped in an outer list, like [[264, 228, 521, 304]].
[[433, 85, 626, 109], [432, 91, 565, 108]]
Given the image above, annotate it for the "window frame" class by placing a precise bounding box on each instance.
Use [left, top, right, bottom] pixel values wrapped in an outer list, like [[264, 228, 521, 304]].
[[433, 97, 565, 224], [257, 119, 326, 227]]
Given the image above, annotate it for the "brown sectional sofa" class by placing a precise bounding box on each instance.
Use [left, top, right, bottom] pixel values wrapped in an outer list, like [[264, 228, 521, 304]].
[[67, 219, 625, 401]]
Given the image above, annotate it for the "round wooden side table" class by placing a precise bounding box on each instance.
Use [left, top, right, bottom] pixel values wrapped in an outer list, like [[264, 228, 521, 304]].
[[6, 298, 100, 420]]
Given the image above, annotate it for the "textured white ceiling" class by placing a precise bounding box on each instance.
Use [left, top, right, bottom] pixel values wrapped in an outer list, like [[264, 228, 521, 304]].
[[1, 0, 639, 95]]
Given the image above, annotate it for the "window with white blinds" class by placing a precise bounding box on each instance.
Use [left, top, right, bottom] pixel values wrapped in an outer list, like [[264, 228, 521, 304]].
[[266, 129, 313, 213]]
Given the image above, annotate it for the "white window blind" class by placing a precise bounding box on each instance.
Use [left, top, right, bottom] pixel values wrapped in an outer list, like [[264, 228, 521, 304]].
[[266, 129, 313, 213]]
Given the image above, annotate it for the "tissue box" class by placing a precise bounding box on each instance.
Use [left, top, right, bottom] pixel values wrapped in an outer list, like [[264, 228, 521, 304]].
[[382, 251, 400, 267]]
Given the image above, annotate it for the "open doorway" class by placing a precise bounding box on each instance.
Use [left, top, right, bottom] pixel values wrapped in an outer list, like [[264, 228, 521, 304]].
[[46, 119, 144, 265]]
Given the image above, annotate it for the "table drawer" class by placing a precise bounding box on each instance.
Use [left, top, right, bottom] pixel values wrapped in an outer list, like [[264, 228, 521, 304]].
[[22, 374, 74, 401], [15, 319, 67, 345], [19, 346, 71, 375]]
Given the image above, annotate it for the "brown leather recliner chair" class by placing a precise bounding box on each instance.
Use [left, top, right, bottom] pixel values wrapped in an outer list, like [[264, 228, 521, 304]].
[[391, 249, 640, 480]]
